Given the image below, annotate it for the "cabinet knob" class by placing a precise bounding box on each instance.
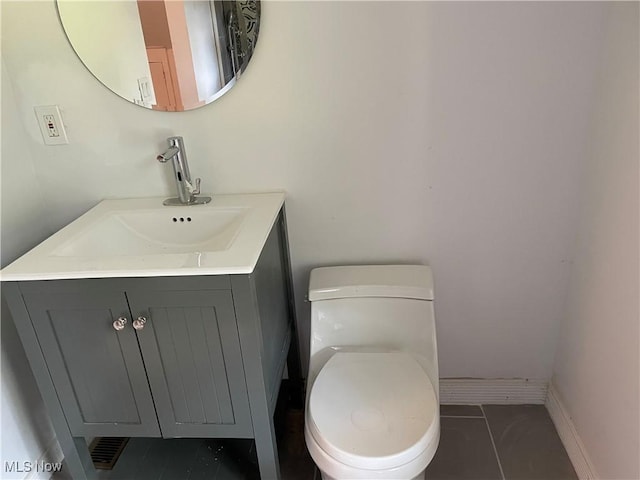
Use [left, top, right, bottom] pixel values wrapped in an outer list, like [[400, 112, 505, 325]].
[[133, 316, 147, 330], [112, 317, 127, 331]]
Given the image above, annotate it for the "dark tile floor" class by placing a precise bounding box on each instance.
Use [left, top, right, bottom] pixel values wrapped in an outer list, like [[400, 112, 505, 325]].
[[281, 404, 578, 480], [53, 404, 576, 479]]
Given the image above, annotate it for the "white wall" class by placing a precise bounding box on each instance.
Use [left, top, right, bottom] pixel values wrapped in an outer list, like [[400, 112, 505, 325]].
[[551, 4, 639, 479], [421, 2, 606, 378], [1, 1, 621, 467], [1, 1, 607, 380], [1, 58, 58, 478]]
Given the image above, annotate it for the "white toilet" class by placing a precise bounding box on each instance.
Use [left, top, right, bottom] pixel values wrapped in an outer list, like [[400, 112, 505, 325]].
[[304, 265, 440, 480]]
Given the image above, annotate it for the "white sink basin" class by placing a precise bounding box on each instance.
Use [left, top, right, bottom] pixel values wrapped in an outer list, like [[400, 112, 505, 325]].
[[1, 193, 285, 280], [53, 207, 248, 256]]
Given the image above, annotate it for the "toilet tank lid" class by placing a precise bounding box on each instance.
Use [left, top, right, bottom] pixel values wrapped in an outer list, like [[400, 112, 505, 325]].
[[308, 265, 434, 301]]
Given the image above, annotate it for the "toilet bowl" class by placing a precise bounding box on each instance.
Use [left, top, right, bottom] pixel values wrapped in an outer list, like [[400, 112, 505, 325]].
[[304, 265, 440, 480]]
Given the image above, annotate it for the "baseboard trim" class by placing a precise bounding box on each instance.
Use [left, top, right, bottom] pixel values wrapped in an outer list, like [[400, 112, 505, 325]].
[[439, 378, 548, 404], [24, 438, 63, 480], [545, 383, 599, 480]]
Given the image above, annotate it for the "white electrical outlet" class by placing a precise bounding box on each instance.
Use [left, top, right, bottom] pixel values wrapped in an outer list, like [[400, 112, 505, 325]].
[[34, 105, 68, 145]]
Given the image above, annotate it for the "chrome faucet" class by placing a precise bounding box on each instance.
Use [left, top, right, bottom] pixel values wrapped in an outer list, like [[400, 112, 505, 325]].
[[156, 136, 211, 206]]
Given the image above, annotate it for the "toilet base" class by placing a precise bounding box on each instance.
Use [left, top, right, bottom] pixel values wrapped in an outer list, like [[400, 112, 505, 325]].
[[319, 471, 425, 480], [306, 421, 439, 480]]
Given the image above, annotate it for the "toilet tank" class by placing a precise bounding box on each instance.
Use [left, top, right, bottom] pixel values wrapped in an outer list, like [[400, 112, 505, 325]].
[[308, 265, 438, 395]]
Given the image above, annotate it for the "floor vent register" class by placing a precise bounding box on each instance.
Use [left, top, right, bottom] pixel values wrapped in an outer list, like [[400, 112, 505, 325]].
[[89, 437, 129, 470]]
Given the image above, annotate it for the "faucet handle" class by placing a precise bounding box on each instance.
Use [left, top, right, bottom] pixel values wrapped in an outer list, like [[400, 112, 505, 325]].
[[186, 178, 201, 196]]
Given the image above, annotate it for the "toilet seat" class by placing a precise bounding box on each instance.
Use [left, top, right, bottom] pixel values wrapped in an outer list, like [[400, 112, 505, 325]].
[[308, 352, 438, 471]]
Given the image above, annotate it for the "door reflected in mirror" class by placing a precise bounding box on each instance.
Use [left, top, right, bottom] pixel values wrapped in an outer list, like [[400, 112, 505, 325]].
[[57, 0, 260, 111]]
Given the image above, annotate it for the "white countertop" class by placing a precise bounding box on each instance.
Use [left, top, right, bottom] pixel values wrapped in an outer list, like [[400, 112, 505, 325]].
[[0, 192, 285, 281]]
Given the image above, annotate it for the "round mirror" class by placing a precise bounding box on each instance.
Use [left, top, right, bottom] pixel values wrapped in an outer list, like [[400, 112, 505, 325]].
[[57, 0, 260, 111]]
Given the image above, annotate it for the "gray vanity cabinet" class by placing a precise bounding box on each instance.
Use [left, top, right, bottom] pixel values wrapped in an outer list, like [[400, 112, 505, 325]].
[[3, 210, 298, 480]]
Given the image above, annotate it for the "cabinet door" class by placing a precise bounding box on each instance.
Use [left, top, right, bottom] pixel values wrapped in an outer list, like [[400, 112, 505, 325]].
[[128, 289, 252, 438], [23, 290, 160, 437]]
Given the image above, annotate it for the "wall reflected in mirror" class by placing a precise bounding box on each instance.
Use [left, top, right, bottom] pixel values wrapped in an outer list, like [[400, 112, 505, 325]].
[[57, 0, 260, 111]]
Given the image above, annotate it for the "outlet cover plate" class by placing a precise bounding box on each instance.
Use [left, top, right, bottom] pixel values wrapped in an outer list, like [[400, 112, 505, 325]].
[[34, 105, 68, 145]]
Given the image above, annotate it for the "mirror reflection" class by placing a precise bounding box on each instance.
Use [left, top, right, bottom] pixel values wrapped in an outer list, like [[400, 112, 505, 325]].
[[57, 0, 260, 111]]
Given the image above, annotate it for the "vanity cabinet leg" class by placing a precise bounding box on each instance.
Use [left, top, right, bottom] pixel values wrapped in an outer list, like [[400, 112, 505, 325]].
[[3, 283, 97, 479], [69, 437, 97, 479], [231, 275, 282, 479], [278, 208, 305, 408], [253, 415, 281, 480]]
